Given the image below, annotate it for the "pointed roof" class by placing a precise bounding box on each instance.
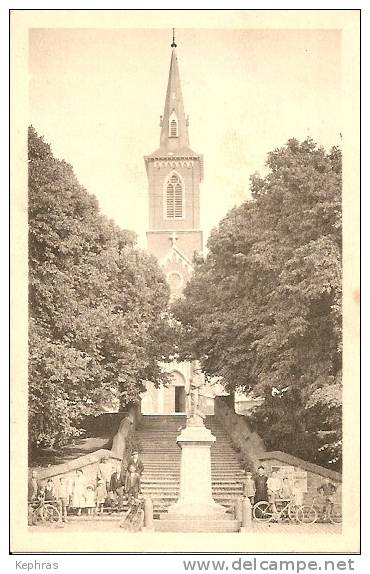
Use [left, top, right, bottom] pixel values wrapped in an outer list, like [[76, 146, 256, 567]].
[[147, 46, 199, 159], [160, 48, 189, 149]]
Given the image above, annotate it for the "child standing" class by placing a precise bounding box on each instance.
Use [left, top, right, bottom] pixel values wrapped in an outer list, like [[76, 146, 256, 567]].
[[85, 484, 96, 516]]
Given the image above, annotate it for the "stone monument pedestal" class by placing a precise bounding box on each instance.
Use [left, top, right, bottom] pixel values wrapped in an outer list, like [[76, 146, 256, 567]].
[[158, 423, 237, 531]]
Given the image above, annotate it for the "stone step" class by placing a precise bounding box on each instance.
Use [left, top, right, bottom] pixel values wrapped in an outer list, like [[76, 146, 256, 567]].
[[141, 463, 242, 468], [140, 495, 242, 504], [140, 445, 237, 456], [141, 487, 243, 494], [141, 478, 244, 484]]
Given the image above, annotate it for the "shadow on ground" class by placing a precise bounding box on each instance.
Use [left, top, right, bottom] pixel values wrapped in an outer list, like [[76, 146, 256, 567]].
[[30, 435, 111, 470]]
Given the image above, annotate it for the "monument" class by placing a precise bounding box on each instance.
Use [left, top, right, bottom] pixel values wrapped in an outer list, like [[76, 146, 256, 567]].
[[157, 380, 238, 531]]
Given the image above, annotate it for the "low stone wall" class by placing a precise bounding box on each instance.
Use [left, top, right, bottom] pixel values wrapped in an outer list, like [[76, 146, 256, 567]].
[[214, 396, 266, 471], [258, 451, 342, 505]]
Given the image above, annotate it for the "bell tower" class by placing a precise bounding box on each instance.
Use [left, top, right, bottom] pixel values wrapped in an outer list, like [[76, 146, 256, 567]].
[[145, 33, 203, 298]]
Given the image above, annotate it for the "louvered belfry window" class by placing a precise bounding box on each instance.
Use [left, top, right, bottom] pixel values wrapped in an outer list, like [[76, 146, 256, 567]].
[[170, 118, 178, 137], [166, 173, 183, 219]]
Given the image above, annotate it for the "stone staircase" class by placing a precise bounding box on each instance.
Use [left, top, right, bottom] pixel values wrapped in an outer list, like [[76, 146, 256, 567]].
[[138, 415, 245, 519]]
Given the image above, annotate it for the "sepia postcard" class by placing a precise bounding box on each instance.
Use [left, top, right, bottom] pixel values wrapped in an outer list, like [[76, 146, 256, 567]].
[[10, 9, 360, 554]]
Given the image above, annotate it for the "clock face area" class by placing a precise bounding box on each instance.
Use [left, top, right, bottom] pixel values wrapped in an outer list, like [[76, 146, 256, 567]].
[[167, 271, 184, 296]]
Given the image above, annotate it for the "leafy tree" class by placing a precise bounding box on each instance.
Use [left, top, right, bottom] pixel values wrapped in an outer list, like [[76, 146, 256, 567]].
[[29, 127, 173, 449], [173, 138, 342, 469]]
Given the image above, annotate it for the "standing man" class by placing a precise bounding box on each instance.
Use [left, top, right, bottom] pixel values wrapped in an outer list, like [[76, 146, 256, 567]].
[[254, 465, 268, 504], [110, 461, 125, 509], [126, 450, 144, 492], [242, 471, 256, 507], [28, 470, 40, 502], [267, 470, 282, 519], [98, 455, 112, 494], [317, 477, 337, 522]]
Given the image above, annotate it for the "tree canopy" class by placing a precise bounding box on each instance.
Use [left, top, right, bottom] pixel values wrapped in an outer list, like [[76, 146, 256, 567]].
[[29, 126, 173, 449], [173, 138, 342, 469]]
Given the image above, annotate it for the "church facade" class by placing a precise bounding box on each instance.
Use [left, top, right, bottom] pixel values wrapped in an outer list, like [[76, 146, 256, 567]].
[[140, 39, 218, 415]]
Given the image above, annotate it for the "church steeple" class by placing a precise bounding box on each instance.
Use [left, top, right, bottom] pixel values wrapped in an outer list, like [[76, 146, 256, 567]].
[[159, 40, 190, 153], [145, 32, 203, 269]]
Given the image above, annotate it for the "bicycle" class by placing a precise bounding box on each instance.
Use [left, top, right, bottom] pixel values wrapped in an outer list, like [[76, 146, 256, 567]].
[[253, 498, 300, 523], [120, 497, 144, 531], [29, 498, 61, 525], [297, 497, 342, 525]]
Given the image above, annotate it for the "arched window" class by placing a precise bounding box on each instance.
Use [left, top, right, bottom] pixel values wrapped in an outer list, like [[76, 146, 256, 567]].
[[165, 173, 184, 219]]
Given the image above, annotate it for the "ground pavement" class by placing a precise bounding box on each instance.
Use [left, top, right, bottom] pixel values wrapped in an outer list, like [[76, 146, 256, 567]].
[[30, 520, 341, 534]]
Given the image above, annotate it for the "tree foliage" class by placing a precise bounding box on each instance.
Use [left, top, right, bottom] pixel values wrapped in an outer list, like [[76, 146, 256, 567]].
[[173, 138, 342, 469], [29, 126, 173, 449]]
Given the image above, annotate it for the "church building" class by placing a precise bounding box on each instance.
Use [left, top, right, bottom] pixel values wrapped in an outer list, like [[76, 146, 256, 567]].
[[140, 35, 218, 415]]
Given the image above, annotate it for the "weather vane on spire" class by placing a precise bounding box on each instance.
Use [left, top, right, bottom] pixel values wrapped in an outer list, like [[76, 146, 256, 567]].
[[171, 28, 177, 48]]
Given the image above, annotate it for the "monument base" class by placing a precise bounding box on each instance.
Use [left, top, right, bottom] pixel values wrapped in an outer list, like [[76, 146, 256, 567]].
[[155, 517, 241, 533], [165, 501, 226, 519], [159, 422, 230, 531]]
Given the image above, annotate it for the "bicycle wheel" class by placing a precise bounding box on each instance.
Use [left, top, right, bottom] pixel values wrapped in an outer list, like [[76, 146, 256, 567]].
[[253, 501, 273, 522], [45, 504, 61, 523], [296, 505, 317, 524], [330, 504, 342, 524]]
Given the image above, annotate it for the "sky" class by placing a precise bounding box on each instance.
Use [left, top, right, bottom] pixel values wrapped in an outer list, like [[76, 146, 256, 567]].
[[29, 28, 341, 247]]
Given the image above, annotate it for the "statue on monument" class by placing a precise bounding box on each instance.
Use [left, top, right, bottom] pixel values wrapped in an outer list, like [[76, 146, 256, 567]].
[[186, 372, 206, 427]]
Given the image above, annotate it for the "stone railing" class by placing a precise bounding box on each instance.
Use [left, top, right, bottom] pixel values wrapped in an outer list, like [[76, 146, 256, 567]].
[[214, 396, 266, 471], [31, 403, 142, 482], [111, 404, 141, 466]]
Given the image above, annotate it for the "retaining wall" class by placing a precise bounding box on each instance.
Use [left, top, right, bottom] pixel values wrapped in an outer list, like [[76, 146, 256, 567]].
[[214, 396, 266, 470], [258, 451, 342, 505]]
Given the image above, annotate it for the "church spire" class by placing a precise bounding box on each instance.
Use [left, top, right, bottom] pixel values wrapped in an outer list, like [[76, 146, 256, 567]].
[[171, 28, 177, 48], [159, 35, 190, 152]]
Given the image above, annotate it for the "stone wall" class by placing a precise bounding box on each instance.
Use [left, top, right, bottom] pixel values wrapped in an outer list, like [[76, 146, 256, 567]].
[[34, 448, 120, 486], [258, 451, 342, 505], [214, 396, 342, 506], [214, 396, 266, 470]]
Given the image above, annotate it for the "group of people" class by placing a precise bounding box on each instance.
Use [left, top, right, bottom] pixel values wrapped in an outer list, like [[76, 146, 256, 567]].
[[242, 465, 338, 521], [242, 466, 302, 508], [28, 451, 144, 523]]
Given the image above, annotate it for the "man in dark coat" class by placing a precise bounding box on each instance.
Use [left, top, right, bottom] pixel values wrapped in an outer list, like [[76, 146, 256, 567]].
[[125, 464, 141, 506], [127, 451, 144, 475], [110, 462, 125, 509], [254, 465, 268, 503], [28, 470, 40, 502]]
